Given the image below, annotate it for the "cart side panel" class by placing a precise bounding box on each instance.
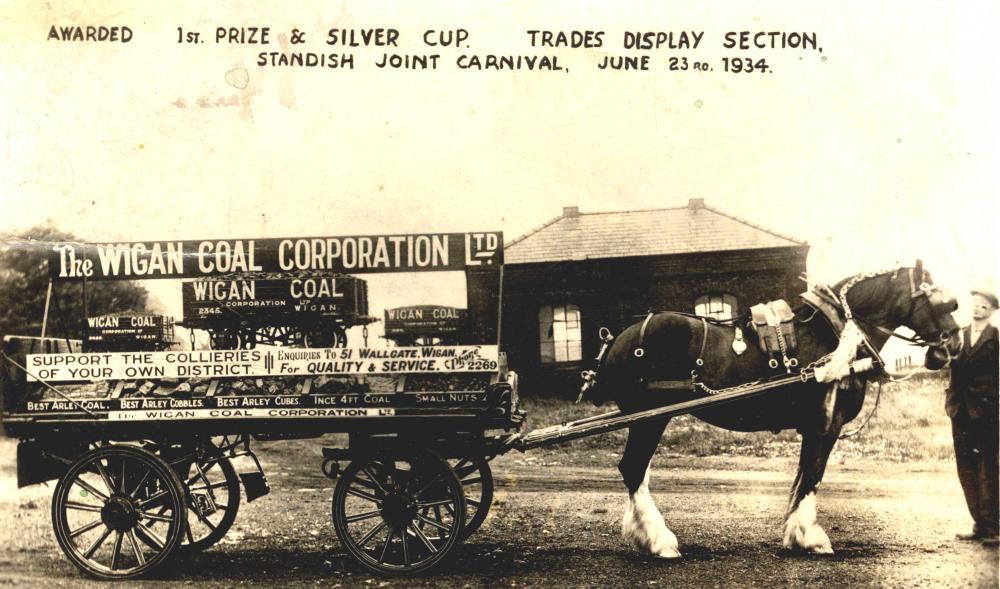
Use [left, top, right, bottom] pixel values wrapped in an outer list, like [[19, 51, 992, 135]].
[[4, 344, 520, 442], [2, 336, 81, 416]]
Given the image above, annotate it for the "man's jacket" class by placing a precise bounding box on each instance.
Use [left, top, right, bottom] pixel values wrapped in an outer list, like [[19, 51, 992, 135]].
[[946, 325, 999, 419]]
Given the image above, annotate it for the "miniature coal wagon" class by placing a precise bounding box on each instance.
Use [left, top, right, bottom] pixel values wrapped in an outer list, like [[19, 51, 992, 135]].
[[383, 304, 469, 346], [178, 272, 377, 349], [85, 313, 177, 352]]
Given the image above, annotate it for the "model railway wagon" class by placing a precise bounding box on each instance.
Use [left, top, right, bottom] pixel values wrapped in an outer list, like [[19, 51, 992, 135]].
[[85, 313, 177, 353], [178, 272, 378, 350], [383, 304, 469, 346]]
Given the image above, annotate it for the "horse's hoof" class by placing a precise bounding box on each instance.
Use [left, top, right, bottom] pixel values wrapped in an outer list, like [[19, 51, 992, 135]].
[[651, 546, 682, 559], [783, 533, 834, 555]]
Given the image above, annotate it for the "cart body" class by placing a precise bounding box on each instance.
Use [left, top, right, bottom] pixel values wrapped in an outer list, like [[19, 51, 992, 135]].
[[3, 230, 513, 578]]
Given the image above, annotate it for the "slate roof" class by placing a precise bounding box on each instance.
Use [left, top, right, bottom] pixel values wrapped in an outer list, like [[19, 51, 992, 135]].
[[506, 200, 806, 265]]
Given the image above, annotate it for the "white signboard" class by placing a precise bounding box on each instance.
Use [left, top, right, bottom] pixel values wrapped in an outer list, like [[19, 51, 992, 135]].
[[107, 407, 395, 421], [26, 345, 499, 382]]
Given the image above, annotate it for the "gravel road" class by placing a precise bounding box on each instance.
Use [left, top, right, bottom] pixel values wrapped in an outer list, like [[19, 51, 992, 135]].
[[1, 440, 996, 588]]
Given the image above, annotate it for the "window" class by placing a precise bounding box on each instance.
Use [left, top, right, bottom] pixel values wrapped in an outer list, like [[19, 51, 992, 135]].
[[695, 293, 737, 320], [538, 304, 582, 364]]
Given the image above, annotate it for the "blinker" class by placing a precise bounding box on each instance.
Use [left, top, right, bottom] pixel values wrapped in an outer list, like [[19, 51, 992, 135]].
[[929, 289, 958, 314]]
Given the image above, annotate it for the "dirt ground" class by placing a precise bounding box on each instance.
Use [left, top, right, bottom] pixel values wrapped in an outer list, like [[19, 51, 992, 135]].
[[0, 436, 997, 588]]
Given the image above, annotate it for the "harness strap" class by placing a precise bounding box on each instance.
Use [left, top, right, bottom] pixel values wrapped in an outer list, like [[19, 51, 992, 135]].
[[634, 312, 655, 358], [696, 318, 708, 367]]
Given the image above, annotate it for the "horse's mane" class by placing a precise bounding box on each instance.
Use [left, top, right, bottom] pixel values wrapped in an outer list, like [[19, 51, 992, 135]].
[[829, 266, 919, 320]]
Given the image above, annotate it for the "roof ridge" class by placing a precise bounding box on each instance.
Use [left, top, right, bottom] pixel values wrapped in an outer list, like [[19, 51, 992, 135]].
[[507, 204, 697, 249], [700, 204, 807, 245], [573, 205, 690, 216], [506, 213, 565, 248]]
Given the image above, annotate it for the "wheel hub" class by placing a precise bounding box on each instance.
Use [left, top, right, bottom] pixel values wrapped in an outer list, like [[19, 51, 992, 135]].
[[101, 496, 139, 532], [380, 495, 416, 530]]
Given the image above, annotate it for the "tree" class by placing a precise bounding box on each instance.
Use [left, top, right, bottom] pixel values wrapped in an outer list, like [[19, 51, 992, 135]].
[[0, 225, 150, 339]]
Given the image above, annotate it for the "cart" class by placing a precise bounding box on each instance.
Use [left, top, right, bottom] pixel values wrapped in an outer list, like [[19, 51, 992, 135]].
[[2, 231, 526, 578], [1, 230, 848, 578]]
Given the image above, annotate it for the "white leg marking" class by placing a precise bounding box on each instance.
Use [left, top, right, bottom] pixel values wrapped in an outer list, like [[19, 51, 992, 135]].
[[782, 492, 834, 554], [621, 468, 681, 558]]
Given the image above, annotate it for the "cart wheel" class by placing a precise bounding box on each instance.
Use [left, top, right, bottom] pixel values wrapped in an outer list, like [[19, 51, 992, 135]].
[[449, 457, 494, 540], [236, 329, 258, 350], [51, 445, 187, 580], [332, 451, 465, 575], [178, 455, 241, 553], [210, 330, 238, 350]]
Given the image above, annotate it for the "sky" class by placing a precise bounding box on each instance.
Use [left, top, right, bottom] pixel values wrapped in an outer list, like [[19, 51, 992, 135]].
[[1, 1, 998, 339]]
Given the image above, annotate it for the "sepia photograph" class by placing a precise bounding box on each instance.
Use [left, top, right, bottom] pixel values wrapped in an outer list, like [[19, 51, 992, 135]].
[[1, 1, 997, 587]]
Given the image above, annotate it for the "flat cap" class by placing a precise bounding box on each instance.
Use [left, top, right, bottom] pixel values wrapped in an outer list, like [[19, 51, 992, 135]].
[[971, 288, 999, 309]]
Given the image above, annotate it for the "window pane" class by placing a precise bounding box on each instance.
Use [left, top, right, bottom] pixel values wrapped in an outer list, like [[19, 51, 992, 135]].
[[540, 341, 555, 363], [567, 340, 582, 361], [538, 306, 553, 343], [695, 294, 737, 320], [540, 303, 583, 364]]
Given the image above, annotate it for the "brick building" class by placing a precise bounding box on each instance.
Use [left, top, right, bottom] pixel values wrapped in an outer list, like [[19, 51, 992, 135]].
[[467, 199, 809, 396]]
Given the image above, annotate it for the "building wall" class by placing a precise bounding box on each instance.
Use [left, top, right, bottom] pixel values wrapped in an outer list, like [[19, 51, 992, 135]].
[[468, 245, 808, 396]]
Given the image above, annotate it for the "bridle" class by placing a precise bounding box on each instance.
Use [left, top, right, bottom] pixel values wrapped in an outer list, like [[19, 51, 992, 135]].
[[838, 266, 960, 365]]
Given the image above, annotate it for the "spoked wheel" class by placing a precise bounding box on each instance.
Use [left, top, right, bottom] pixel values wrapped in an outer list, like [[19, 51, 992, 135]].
[[236, 328, 258, 349], [332, 451, 465, 575], [178, 453, 241, 553], [303, 325, 347, 348], [449, 457, 494, 540], [209, 329, 238, 350], [51, 445, 187, 580]]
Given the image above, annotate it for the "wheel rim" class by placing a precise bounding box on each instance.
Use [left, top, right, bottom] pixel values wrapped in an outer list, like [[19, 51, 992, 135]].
[[179, 455, 240, 552], [333, 453, 464, 574], [449, 457, 493, 540], [52, 446, 186, 579]]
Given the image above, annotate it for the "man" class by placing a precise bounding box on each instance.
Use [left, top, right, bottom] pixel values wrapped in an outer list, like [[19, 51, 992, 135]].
[[942, 288, 999, 543]]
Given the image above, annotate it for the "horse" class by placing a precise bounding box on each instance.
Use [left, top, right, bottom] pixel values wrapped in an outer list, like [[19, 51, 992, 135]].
[[582, 263, 963, 558]]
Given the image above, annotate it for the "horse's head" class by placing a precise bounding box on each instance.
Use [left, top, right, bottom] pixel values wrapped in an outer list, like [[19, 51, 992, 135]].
[[837, 261, 962, 367]]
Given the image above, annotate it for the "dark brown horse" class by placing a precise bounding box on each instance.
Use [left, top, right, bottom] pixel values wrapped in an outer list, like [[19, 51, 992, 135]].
[[585, 264, 962, 557]]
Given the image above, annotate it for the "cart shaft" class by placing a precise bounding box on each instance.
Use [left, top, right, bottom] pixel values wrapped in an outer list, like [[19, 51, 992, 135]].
[[512, 373, 821, 452]]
